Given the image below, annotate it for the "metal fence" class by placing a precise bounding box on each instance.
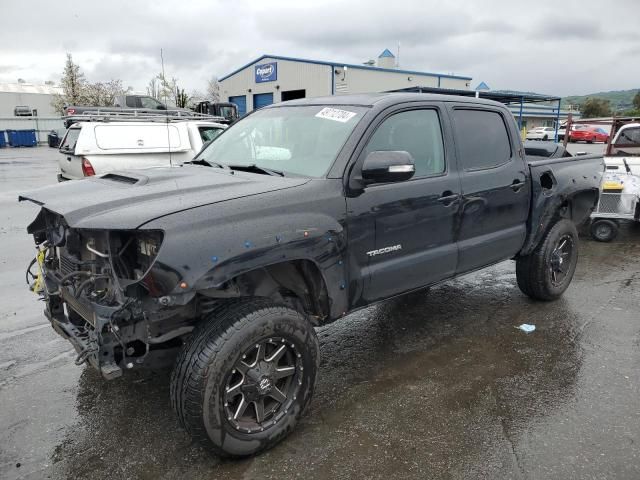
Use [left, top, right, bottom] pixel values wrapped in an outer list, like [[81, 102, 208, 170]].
[[0, 117, 65, 144]]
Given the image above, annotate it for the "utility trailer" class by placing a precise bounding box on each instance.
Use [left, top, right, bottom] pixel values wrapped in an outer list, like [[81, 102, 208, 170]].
[[563, 116, 640, 241]]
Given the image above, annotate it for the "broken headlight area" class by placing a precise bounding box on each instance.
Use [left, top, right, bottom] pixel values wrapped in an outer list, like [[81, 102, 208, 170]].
[[29, 227, 166, 302], [25, 214, 192, 378]]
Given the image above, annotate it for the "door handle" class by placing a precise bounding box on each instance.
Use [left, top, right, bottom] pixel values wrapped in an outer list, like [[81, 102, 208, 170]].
[[511, 179, 525, 192], [437, 191, 459, 206]]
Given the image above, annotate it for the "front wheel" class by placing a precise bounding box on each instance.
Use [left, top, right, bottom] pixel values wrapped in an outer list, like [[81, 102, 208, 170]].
[[516, 219, 579, 301], [170, 299, 319, 457]]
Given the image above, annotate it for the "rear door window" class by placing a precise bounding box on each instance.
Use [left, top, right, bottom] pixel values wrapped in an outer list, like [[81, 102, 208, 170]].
[[452, 109, 512, 170]]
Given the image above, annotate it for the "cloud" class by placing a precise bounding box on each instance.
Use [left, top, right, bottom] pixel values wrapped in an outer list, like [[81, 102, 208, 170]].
[[0, 0, 638, 97]]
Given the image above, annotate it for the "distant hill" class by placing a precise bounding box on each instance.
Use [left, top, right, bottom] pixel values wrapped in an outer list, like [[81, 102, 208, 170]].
[[562, 88, 639, 111]]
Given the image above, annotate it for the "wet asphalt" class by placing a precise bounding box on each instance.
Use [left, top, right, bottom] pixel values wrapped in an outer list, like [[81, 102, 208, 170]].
[[1, 144, 638, 479]]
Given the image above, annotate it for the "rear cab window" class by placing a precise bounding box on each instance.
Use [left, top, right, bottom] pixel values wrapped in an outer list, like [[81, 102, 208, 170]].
[[452, 109, 512, 170], [198, 126, 224, 143]]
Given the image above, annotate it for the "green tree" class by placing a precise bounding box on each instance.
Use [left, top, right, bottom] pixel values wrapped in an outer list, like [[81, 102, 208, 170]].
[[580, 97, 612, 118], [633, 91, 640, 111]]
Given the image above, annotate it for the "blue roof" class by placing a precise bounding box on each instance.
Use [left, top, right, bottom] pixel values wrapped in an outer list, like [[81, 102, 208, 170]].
[[379, 48, 395, 58], [219, 54, 472, 82], [475, 81, 490, 91]]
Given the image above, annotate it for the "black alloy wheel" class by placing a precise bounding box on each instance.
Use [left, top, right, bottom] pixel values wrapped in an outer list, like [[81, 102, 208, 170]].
[[549, 234, 574, 287], [224, 337, 302, 434]]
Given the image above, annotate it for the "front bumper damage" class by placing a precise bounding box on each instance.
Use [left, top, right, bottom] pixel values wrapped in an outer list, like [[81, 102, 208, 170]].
[[43, 284, 144, 379], [26, 209, 197, 380]]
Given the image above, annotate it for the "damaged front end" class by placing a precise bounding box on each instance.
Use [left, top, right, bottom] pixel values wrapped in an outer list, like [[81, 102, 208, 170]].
[[26, 208, 196, 379]]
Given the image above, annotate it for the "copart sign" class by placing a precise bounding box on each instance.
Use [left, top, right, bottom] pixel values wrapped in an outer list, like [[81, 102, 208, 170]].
[[255, 62, 277, 83]]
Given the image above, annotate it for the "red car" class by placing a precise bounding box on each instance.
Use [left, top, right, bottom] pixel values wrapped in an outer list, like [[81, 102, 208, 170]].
[[569, 126, 609, 143]]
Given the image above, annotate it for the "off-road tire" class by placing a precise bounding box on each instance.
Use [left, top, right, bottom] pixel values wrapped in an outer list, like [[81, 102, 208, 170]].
[[170, 299, 319, 457], [590, 218, 618, 242], [516, 219, 579, 301]]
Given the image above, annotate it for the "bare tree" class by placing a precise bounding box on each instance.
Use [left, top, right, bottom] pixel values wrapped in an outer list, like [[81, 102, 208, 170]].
[[51, 53, 86, 113], [51, 54, 129, 113], [175, 87, 190, 108], [206, 76, 221, 102], [147, 76, 161, 99], [84, 80, 130, 106]]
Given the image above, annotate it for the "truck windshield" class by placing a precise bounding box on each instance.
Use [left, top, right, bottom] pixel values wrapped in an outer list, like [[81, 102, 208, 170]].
[[197, 105, 366, 177]]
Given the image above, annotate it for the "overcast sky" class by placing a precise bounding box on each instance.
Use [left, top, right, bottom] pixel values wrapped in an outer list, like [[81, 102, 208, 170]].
[[2, 0, 639, 96]]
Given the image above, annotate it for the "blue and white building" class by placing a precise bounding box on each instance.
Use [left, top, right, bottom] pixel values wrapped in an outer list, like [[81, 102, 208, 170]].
[[219, 50, 472, 115]]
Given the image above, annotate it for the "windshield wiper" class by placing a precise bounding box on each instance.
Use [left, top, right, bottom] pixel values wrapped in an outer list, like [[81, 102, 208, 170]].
[[227, 164, 285, 177], [186, 158, 229, 170]]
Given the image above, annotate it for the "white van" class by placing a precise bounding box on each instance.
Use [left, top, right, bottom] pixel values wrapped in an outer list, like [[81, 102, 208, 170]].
[[58, 120, 226, 180]]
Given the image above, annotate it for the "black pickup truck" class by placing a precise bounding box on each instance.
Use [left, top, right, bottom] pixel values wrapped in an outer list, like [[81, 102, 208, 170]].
[[21, 93, 603, 457]]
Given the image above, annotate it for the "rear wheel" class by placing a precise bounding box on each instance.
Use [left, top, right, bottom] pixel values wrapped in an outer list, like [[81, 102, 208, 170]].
[[590, 218, 618, 242], [170, 299, 319, 457], [516, 219, 579, 301]]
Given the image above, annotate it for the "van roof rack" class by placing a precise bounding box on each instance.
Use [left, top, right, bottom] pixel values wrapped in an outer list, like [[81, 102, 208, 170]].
[[64, 109, 226, 125]]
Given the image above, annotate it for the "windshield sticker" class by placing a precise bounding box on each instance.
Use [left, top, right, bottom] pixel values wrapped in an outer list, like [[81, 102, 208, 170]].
[[315, 107, 358, 123]]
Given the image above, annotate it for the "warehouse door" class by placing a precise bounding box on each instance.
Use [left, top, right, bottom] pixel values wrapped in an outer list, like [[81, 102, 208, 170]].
[[229, 96, 247, 116], [253, 93, 273, 110]]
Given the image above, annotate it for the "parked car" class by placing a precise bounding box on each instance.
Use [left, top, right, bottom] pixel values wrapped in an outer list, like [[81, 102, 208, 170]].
[[21, 93, 603, 457], [14, 105, 32, 116], [57, 120, 225, 181], [47, 128, 67, 148], [525, 126, 555, 141], [569, 126, 609, 143]]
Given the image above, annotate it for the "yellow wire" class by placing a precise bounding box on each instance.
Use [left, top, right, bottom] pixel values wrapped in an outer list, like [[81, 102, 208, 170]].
[[31, 248, 46, 294]]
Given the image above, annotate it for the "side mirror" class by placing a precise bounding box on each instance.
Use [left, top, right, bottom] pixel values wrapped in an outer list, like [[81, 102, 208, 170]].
[[157, 105, 167, 110], [362, 150, 415, 184]]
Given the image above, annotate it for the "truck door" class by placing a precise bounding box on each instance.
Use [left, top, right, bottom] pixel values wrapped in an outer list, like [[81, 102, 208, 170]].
[[346, 105, 461, 306], [449, 106, 530, 273]]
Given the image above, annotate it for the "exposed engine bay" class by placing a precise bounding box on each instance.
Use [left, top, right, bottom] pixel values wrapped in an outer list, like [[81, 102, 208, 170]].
[[26, 208, 201, 379]]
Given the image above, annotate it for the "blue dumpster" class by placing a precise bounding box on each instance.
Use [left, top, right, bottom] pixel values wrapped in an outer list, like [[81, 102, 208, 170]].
[[0, 131, 5, 148], [6, 129, 37, 147]]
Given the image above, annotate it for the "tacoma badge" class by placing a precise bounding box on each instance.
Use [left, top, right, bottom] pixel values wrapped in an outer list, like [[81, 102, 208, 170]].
[[366, 244, 402, 257]]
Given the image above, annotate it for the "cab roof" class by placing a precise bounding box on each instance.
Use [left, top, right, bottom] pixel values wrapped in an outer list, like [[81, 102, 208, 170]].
[[274, 92, 509, 110]]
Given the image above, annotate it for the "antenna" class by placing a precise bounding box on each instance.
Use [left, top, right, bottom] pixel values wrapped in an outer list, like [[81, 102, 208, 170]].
[[160, 48, 172, 167]]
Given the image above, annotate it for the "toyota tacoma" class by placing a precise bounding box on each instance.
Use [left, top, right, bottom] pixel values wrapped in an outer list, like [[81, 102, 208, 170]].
[[21, 93, 603, 457]]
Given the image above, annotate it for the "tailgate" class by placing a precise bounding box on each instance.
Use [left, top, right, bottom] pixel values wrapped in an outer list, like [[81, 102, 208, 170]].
[[58, 151, 84, 180]]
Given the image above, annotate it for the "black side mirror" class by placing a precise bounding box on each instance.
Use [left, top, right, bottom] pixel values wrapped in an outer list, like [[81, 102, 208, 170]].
[[362, 150, 415, 184], [157, 105, 167, 110]]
